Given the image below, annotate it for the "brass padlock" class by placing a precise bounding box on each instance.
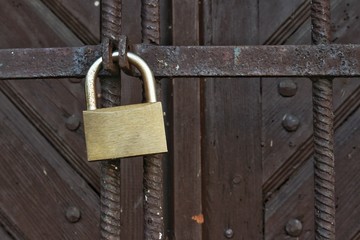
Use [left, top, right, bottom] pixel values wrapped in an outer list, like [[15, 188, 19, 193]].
[[83, 52, 167, 161]]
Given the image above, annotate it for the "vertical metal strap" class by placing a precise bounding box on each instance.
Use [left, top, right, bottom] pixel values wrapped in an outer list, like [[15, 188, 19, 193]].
[[141, 0, 165, 239], [100, 0, 122, 239], [141, 0, 161, 45], [311, 0, 336, 239], [102, 0, 122, 71]]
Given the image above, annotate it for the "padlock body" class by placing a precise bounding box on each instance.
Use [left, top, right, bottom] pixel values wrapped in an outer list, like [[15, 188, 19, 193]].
[[83, 102, 167, 161]]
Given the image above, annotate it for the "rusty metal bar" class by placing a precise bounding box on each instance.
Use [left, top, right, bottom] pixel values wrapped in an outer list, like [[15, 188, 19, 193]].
[[311, 0, 336, 239], [100, 0, 122, 239], [133, 44, 360, 77], [1, 44, 360, 79], [102, 0, 122, 72], [0, 46, 101, 79], [141, 0, 165, 239]]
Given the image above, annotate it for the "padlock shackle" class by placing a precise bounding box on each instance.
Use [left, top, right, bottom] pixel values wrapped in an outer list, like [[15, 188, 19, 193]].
[[85, 51, 157, 110], [127, 52, 157, 104]]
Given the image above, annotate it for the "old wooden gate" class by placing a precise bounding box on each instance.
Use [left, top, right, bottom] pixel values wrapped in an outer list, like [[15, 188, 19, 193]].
[[0, 0, 360, 239]]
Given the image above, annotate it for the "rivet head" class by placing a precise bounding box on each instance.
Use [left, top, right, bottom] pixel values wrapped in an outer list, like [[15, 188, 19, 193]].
[[282, 114, 300, 132], [278, 80, 297, 97], [285, 219, 303, 237], [66, 206, 81, 223], [65, 114, 80, 131], [224, 228, 234, 238], [232, 175, 242, 184]]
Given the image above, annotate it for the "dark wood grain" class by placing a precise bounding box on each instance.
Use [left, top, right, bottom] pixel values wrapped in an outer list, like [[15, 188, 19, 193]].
[[0, 0, 101, 192], [0, 1, 102, 238], [265, 100, 360, 239], [40, 0, 100, 44], [0, 80, 101, 189], [0, 92, 99, 239], [201, 1, 262, 239], [263, 0, 360, 238], [1, 0, 145, 238], [0, 226, 14, 240], [260, 0, 305, 44], [262, 0, 360, 196], [171, 0, 202, 239], [0, 0, 81, 47], [265, 159, 314, 240]]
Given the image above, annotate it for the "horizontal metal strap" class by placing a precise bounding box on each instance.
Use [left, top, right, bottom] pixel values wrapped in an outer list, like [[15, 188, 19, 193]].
[[0, 46, 102, 79], [0, 44, 359, 79]]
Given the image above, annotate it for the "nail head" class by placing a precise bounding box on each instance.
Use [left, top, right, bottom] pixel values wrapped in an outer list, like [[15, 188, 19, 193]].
[[285, 219, 303, 237], [282, 114, 300, 132], [278, 80, 297, 97], [232, 175, 242, 184], [65, 114, 80, 131], [66, 206, 81, 223], [224, 228, 234, 238]]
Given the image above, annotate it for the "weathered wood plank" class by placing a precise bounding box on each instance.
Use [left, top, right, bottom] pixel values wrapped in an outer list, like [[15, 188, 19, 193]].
[[172, 0, 202, 238], [0, 0, 81, 47], [0, 91, 99, 239], [265, 99, 360, 239], [263, 0, 360, 238], [262, 0, 360, 196], [265, 160, 314, 239], [40, 0, 100, 44], [262, 78, 360, 193], [260, 0, 306, 44], [201, 1, 262, 239], [0, 0, 101, 193], [0, 226, 14, 240], [0, 80, 101, 189]]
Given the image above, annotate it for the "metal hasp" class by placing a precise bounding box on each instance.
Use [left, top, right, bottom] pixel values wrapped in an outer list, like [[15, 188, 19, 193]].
[[311, 0, 336, 239]]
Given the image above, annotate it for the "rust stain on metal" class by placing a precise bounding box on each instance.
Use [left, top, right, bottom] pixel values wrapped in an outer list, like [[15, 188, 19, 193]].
[[144, 154, 165, 239], [100, 160, 121, 239], [311, 0, 336, 239], [141, 0, 165, 239], [102, 0, 122, 72], [99, 0, 122, 239], [1, 45, 360, 79], [141, 0, 161, 44], [102, 0, 122, 42], [98, 78, 122, 239], [132, 44, 360, 77], [233, 46, 241, 66], [191, 213, 204, 224]]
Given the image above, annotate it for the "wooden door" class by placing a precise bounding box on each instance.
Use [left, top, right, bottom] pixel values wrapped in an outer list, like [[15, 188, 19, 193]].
[[1, 0, 360, 239], [171, 0, 360, 239], [0, 0, 144, 239]]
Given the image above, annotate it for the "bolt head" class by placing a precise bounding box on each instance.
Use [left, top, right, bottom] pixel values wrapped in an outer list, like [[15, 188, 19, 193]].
[[278, 80, 297, 97], [65, 114, 80, 131], [66, 206, 81, 223], [285, 219, 303, 237], [282, 114, 300, 132], [224, 228, 234, 238]]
